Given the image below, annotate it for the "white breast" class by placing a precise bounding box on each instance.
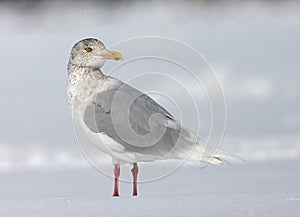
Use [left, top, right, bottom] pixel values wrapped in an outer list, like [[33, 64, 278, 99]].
[[67, 68, 136, 163]]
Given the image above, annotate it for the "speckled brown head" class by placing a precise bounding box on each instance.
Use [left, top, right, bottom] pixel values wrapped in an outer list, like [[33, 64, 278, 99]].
[[67, 38, 123, 72]]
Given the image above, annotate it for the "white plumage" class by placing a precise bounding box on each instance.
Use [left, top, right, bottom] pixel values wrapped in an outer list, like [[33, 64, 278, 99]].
[[67, 38, 233, 197]]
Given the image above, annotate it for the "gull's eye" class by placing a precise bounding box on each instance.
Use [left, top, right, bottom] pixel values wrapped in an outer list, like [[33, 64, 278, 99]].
[[85, 47, 92, 52]]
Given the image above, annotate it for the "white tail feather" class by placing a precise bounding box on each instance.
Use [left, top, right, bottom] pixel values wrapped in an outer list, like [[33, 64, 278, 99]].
[[188, 143, 242, 165]]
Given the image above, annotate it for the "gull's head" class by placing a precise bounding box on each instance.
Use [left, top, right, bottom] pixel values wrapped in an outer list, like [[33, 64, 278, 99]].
[[68, 38, 123, 69]]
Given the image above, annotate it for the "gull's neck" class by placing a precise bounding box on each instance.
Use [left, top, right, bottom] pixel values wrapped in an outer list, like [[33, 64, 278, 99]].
[[67, 63, 106, 78], [67, 64, 108, 109]]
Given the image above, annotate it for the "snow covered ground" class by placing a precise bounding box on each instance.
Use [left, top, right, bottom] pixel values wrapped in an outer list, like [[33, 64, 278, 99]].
[[0, 160, 299, 217]]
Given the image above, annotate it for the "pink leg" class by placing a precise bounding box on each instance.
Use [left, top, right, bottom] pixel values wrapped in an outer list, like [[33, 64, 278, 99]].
[[131, 163, 138, 196], [112, 164, 120, 197]]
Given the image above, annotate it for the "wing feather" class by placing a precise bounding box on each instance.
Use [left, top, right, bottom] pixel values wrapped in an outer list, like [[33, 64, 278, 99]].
[[83, 81, 182, 160]]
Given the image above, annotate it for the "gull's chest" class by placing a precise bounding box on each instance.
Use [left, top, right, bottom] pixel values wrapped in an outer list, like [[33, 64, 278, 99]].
[[67, 70, 102, 105], [67, 69, 119, 115]]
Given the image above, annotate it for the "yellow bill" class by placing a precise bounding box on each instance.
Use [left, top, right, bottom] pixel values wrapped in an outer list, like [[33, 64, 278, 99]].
[[100, 50, 123, 61]]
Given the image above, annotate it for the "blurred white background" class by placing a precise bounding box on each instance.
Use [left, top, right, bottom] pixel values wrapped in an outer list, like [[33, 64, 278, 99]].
[[0, 0, 299, 171]]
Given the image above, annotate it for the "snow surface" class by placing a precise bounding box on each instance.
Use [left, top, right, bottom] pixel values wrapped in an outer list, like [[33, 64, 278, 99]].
[[0, 160, 299, 217]]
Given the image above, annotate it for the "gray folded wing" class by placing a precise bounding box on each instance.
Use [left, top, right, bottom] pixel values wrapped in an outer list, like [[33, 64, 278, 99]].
[[83, 82, 184, 159]]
